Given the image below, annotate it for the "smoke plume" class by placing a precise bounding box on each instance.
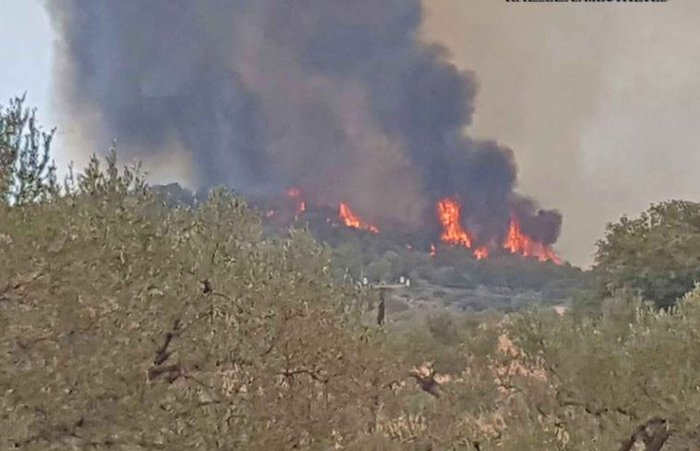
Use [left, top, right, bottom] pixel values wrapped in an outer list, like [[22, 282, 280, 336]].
[[423, 0, 700, 266], [46, 0, 561, 247]]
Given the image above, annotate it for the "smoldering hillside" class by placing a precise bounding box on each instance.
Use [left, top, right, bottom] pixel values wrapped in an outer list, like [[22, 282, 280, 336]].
[[46, 0, 561, 247]]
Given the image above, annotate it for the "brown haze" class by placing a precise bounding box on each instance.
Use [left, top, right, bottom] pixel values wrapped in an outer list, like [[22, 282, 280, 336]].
[[422, 0, 700, 266]]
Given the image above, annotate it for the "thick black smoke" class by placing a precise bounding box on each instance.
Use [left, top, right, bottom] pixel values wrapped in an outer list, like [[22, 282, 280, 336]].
[[46, 0, 561, 246]]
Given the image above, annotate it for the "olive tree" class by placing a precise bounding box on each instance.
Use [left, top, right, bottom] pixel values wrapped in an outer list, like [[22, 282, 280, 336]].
[[0, 95, 57, 205], [595, 200, 700, 308], [0, 151, 403, 449]]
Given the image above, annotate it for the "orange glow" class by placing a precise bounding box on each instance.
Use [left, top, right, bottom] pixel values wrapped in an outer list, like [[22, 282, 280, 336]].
[[339, 202, 379, 233], [503, 218, 561, 264], [285, 187, 301, 198], [474, 247, 489, 260], [437, 198, 473, 248], [285, 188, 306, 215]]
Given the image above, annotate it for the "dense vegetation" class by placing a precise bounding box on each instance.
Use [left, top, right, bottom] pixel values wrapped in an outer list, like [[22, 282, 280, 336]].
[[155, 181, 593, 312], [3, 97, 700, 449], [595, 200, 700, 308]]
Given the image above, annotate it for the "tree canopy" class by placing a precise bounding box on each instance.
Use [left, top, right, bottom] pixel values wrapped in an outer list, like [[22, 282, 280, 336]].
[[0, 95, 57, 205], [595, 200, 700, 307], [1, 154, 404, 449]]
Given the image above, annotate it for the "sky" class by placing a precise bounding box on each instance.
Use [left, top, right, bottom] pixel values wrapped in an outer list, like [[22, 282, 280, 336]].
[[2, 0, 699, 267], [0, 1, 54, 134]]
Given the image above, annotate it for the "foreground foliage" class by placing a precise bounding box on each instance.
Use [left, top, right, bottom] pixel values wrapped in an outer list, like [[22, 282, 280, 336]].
[[1, 155, 401, 449], [3, 98, 700, 450], [4, 159, 700, 449], [381, 290, 700, 450], [0, 95, 57, 205], [595, 200, 700, 308]]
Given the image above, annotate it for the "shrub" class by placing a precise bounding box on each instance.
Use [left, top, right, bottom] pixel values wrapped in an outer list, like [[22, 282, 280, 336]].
[[0, 154, 401, 449], [595, 200, 700, 308]]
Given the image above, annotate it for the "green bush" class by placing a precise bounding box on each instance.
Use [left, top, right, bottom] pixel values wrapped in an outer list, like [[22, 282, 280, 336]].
[[506, 287, 700, 448], [0, 95, 57, 206], [0, 153, 404, 449], [595, 200, 700, 308]]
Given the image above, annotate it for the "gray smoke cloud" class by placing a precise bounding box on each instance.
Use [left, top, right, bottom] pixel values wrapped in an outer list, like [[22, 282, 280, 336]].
[[46, 0, 561, 247], [423, 0, 700, 266]]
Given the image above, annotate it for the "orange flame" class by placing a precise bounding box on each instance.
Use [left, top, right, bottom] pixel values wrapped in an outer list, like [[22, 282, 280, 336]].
[[437, 198, 473, 248], [434, 198, 561, 264], [503, 218, 561, 264], [429, 244, 437, 257], [339, 202, 379, 233], [474, 246, 489, 260], [285, 188, 306, 215]]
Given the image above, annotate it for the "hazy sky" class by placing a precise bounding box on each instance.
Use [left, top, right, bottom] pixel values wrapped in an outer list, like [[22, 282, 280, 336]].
[[0, 1, 53, 131], [1, 0, 699, 266]]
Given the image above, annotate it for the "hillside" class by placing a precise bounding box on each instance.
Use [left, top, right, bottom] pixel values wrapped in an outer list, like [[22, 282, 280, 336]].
[[154, 182, 593, 314]]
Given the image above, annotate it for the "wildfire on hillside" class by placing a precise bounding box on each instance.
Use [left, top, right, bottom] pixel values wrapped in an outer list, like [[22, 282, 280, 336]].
[[265, 190, 561, 264], [52, 1, 565, 269], [434, 197, 560, 264]]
